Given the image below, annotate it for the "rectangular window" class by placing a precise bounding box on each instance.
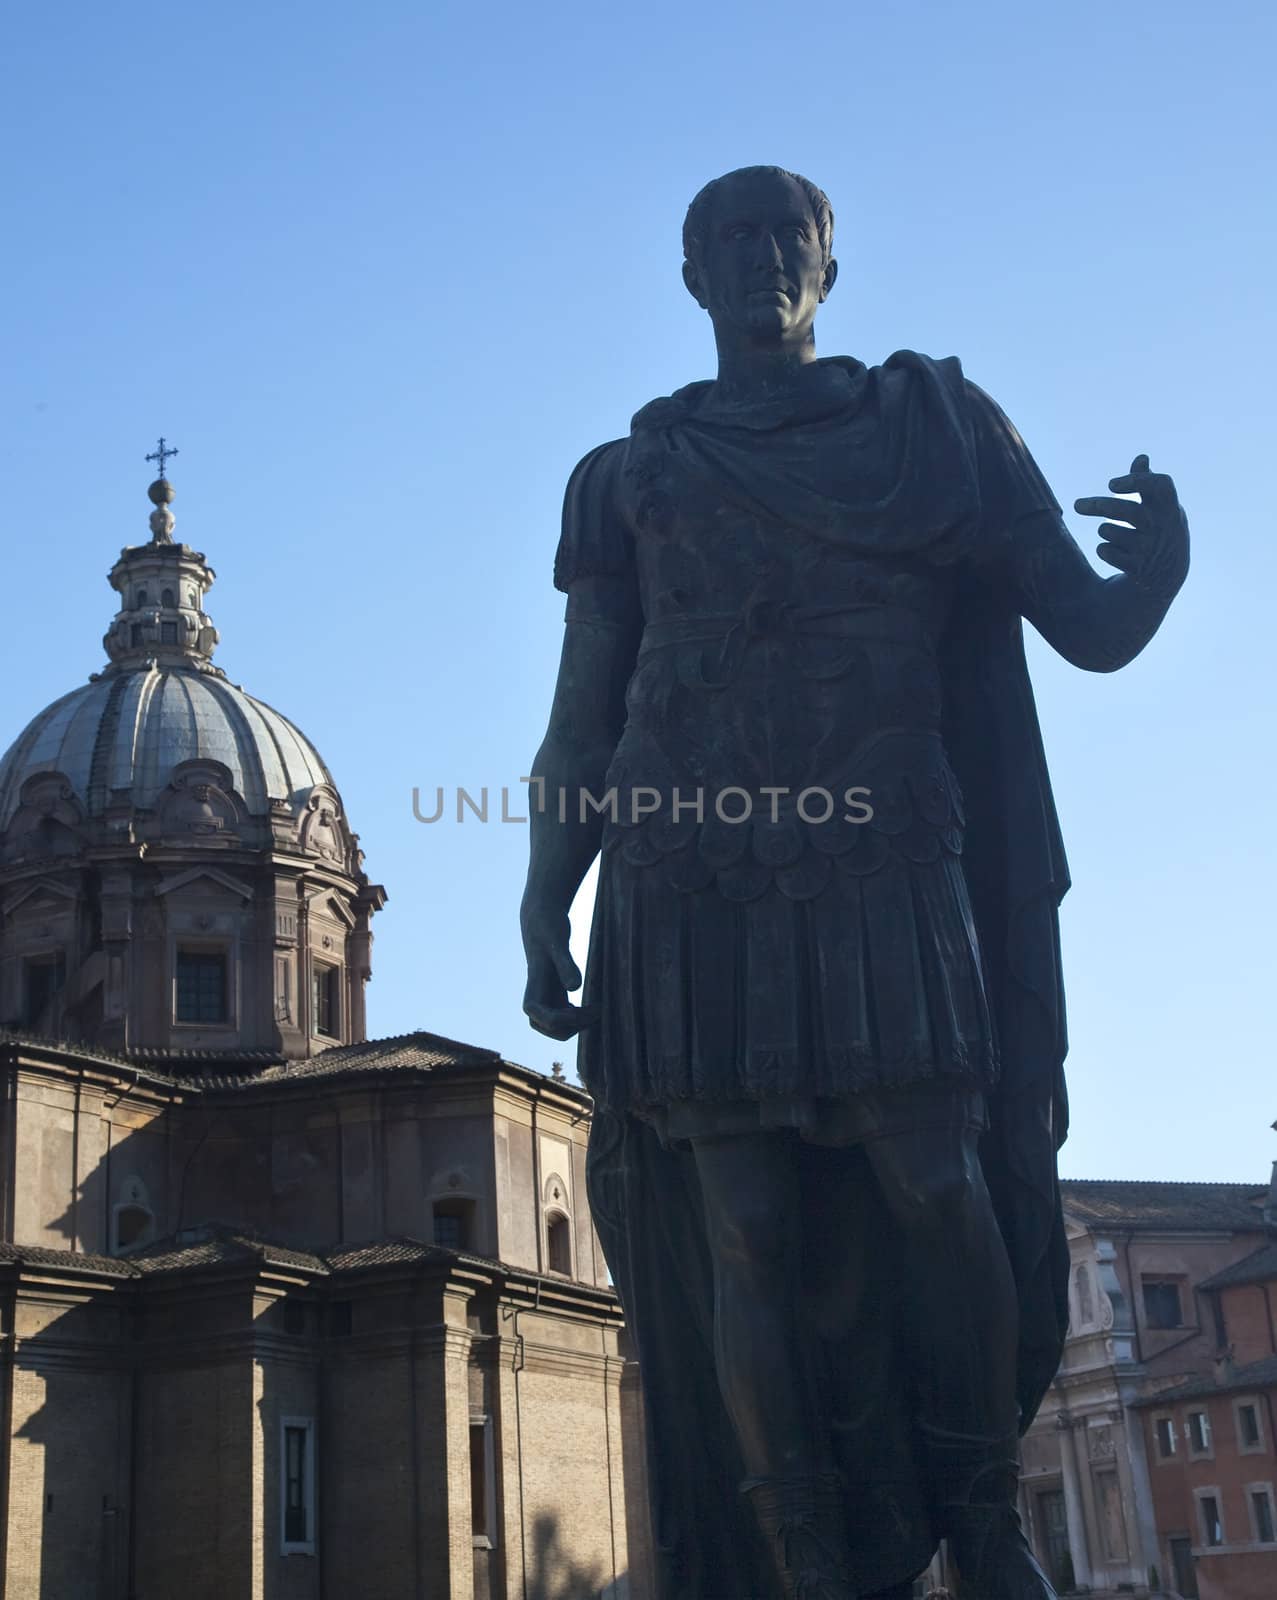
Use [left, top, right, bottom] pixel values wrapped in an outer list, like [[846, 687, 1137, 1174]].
[[175, 950, 227, 1023], [281, 1419, 315, 1552], [311, 963, 339, 1038], [1143, 1279, 1184, 1329], [1252, 1488, 1276, 1544], [470, 1421, 488, 1538], [1238, 1402, 1263, 1450], [1155, 1415, 1177, 1459], [130, 622, 143, 646], [469, 1415, 496, 1548], [433, 1200, 473, 1251], [23, 953, 65, 1025], [160, 620, 178, 644], [1187, 1411, 1212, 1457], [1198, 1493, 1223, 1547]]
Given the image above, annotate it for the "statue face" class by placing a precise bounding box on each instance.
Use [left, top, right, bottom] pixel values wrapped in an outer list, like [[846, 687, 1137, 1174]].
[[685, 170, 834, 345]]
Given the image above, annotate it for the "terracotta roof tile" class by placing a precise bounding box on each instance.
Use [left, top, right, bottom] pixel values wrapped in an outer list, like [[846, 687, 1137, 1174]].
[[1060, 1180, 1267, 1233], [251, 1029, 503, 1082], [128, 1226, 328, 1276], [1133, 1354, 1277, 1406], [3, 1028, 581, 1102], [1198, 1239, 1277, 1291], [0, 1241, 139, 1277], [323, 1237, 452, 1271]]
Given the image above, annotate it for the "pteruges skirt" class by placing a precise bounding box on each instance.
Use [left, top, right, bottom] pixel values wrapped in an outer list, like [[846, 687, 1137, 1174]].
[[577, 844, 997, 1148]]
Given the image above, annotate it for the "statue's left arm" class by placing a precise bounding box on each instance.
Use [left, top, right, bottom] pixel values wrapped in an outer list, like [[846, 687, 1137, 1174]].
[[1010, 454, 1189, 671], [964, 377, 1190, 671]]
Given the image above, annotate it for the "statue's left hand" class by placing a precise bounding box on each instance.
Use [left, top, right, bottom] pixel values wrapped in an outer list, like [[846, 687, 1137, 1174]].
[[1074, 455, 1190, 600]]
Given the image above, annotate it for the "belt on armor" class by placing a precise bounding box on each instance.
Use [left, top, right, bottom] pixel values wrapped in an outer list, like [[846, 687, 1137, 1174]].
[[638, 602, 930, 687]]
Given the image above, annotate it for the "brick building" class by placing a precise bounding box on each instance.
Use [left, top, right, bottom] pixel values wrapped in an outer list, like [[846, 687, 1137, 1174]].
[[1133, 1238, 1277, 1599], [0, 471, 651, 1599], [1019, 1176, 1277, 1598]]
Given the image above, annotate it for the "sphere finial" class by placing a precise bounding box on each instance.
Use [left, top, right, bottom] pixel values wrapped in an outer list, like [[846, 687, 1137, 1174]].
[[144, 436, 179, 542]]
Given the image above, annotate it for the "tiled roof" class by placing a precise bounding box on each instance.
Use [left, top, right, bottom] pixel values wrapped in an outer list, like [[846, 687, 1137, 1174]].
[[0, 1228, 616, 1302], [1061, 1180, 1268, 1233], [128, 1225, 328, 1276], [251, 1029, 503, 1082], [1133, 1354, 1277, 1406], [3, 1027, 581, 1101], [323, 1237, 453, 1271], [0, 1241, 138, 1277], [128, 1226, 501, 1279], [0, 1029, 180, 1082], [1198, 1239, 1277, 1292], [178, 1029, 585, 1096], [129, 1046, 284, 1067]]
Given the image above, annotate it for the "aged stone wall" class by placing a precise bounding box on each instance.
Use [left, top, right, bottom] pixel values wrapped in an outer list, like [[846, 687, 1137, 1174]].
[[0, 1288, 131, 1600], [509, 1311, 629, 1600], [322, 1342, 422, 1597], [132, 1351, 259, 1597]]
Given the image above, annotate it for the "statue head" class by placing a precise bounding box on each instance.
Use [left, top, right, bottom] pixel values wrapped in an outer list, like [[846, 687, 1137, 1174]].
[[682, 167, 838, 347]]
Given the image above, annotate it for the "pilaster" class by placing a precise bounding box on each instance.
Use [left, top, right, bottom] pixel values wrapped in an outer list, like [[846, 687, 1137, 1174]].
[[417, 1286, 478, 1600]]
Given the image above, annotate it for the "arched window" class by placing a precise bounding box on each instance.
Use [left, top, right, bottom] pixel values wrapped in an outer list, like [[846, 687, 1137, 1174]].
[[114, 1203, 153, 1253], [546, 1211, 572, 1276], [161, 587, 175, 607], [136, 588, 148, 607]]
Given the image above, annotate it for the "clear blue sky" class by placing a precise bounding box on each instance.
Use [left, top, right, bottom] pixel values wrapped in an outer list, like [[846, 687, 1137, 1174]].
[[4, 2, 1274, 1182]]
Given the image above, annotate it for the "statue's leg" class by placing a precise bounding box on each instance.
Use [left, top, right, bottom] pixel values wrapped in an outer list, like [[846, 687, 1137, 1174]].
[[693, 1130, 856, 1599], [863, 1123, 1017, 1436], [864, 1124, 1056, 1600], [799, 1143, 937, 1591]]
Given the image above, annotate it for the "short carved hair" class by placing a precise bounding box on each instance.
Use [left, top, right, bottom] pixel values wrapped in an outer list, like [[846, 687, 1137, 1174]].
[[683, 167, 835, 269]]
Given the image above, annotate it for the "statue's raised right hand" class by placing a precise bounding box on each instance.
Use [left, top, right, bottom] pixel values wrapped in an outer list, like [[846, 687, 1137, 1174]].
[[521, 896, 597, 1040]]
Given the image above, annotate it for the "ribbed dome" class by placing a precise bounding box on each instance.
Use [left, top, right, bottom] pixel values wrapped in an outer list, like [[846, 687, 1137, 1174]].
[[0, 665, 334, 831]]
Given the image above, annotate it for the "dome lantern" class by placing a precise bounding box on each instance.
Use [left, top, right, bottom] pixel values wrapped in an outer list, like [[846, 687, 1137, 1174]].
[[102, 469, 222, 672]]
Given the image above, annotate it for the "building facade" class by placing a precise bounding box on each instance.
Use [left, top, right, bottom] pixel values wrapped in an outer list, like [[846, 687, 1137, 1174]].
[[1134, 1239, 1277, 1600], [1019, 1177, 1277, 1599], [0, 472, 652, 1600]]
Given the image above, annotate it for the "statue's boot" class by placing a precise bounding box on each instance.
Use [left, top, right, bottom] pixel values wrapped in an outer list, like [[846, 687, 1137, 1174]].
[[919, 1425, 1056, 1600], [741, 1472, 859, 1600]]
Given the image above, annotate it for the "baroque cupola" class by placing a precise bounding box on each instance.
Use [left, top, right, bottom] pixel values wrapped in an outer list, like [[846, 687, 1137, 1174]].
[[0, 448, 386, 1060]]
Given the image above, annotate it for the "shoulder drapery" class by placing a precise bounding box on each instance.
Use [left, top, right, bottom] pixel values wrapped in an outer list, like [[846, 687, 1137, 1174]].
[[553, 438, 633, 592]]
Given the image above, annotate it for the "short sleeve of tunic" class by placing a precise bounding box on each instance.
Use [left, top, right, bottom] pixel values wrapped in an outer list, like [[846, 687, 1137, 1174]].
[[552, 439, 636, 594], [966, 380, 1063, 547]]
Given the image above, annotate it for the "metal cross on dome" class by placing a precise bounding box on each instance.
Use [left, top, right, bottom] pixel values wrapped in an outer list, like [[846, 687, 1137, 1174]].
[[145, 436, 179, 478]]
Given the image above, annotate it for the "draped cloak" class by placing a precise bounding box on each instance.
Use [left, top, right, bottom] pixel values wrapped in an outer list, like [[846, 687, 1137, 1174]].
[[563, 353, 1073, 1597]]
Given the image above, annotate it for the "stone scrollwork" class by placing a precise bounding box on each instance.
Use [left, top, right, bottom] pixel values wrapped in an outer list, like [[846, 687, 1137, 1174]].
[[298, 785, 352, 866]]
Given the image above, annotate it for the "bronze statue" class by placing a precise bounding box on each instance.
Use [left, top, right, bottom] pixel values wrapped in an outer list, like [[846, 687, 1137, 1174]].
[[521, 167, 1189, 1599]]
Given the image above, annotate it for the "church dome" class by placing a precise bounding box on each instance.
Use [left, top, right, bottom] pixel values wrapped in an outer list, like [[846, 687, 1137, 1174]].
[[0, 453, 384, 1059], [0, 671, 334, 831], [0, 464, 362, 875]]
